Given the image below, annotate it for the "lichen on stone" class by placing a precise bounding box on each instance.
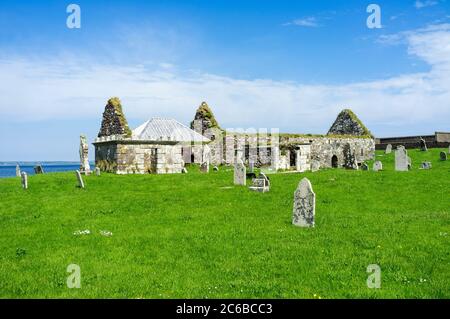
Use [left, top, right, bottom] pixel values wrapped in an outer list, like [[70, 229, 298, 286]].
[[327, 109, 372, 137], [98, 97, 132, 138]]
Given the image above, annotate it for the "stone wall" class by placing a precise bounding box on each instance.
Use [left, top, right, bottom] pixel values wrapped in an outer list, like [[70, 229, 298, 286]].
[[94, 138, 183, 174]]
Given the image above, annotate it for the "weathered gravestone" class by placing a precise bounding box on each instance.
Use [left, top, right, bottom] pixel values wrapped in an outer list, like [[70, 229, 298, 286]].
[[249, 173, 270, 193], [234, 159, 246, 186], [421, 162, 432, 170], [385, 144, 392, 154], [440, 152, 447, 161], [213, 166, 219, 172], [181, 167, 188, 174], [292, 178, 315, 228], [311, 160, 320, 172], [95, 167, 101, 176], [419, 138, 428, 151], [343, 143, 358, 169], [361, 163, 369, 171], [75, 170, 85, 189], [21, 172, 28, 190], [373, 161, 383, 172], [16, 164, 21, 177], [34, 165, 44, 174], [200, 162, 209, 173], [79, 135, 91, 175], [248, 161, 255, 173], [395, 146, 411, 171]]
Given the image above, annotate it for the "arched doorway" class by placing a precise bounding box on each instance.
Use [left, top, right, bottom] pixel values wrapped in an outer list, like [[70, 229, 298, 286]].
[[331, 155, 338, 168]]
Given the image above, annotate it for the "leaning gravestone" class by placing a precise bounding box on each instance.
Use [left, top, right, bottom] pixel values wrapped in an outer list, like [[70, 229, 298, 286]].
[[75, 170, 85, 189], [200, 162, 209, 173], [181, 167, 188, 174], [440, 152, 447, 161], [292, 178, 315, 228], [34, 165, 44, 174], [419, 138, 428, 152], [249, 173, 270, 193], [16, 164, 21, 177], [361, 163, 369, 171], [234, 159, 246, 186], [385, 144, 392, 154], [21, 172, 28, 190], [373, 161, 383, 172], [421, 162, 432, 170], [395, 146, 410, 171], [95, 167, 101, 176]]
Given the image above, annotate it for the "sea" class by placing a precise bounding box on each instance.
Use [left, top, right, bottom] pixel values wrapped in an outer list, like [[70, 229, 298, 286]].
[[0, 162, 93, 178]]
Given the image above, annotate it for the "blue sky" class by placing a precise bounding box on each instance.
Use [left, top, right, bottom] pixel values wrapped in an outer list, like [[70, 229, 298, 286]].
[[0, 0, 449, 160]]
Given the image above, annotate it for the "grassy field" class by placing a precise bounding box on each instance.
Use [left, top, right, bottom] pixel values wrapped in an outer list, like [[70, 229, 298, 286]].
[[0, 149, 449, 299]]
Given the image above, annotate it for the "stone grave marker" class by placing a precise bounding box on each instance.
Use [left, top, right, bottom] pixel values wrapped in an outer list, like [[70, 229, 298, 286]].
[[419, 138, 428, 151], [343, 144, 358, 169], [311, 160, 320, 172], [16, 164, 21, 177], [75, 170, 85, 189], [440, 152, 447, 161], [79, 135, 91, 175], [95, 167, 101, 176], [200, 162, 209, 173], [234, 159, 246, 186], [292, 178, 315, 228], [361, 163, 369, 171], [421, 162, 432, 169], [213, 166, 219, 172], [249, 173, 270, 193], [181, 167, 188, 174], [373, 161, 383, 171], [21, 172, 28, 190], [34, 165, 44, 174], [385, 144, 392, 154], [395, 146, 410, 171]]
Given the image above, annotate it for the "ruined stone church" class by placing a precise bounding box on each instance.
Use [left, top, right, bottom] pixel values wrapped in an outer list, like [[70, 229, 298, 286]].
[[93, 97, 375, 174]]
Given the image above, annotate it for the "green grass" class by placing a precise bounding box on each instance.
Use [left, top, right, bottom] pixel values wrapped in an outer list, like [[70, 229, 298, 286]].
[[0, 149, 449, 299]]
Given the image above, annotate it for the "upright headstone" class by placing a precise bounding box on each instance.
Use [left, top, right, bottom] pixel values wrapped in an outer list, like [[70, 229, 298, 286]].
[[373, 161, 383, 172], [75, 170, 85, 189], [234, 159, 246, 186], [21, 172, 28, 190], [79, 135, 91, 175], [15, 164, 21, 177], [311, 160, 320, 172], [95, 167, 101, 176], [292, 178, 315, 228], [385, 144, 392, 154], [200, 162, 209, 173], [395, 146, 410, 171], [361, 163, 369, 171], [419, 138, 428, 152], [34, 165, 44, 174], [440, 152, 447, 161], [343, 144, 358, 169]]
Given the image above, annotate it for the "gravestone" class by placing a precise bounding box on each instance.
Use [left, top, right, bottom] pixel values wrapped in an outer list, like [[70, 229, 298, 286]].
[[361, 163, 369, 171], [181, 167, 188, 174], [95, 167, 101, 176], [213, 166, 219, 172], [421, 162, 432, 170], [395, 146, 410, 171], [34, 165, 44, 174], [343, 143, 358, 169], [75, 170, 85, 189], [311, 160, 320, 172], [440, 152, 447, 161], [21, 172, 28, 190], [16, 164, 21, 177], [419, 138, 428, 152], [79, 135, 91, 175], [249, 161, 255, 173], [249, 173, 270, 193], [200, 162, 209, 173], [292, 178, 315, 228], [385, 144, 392, 154], [373, 161, 383, 172], [234, 159, 246, 186]]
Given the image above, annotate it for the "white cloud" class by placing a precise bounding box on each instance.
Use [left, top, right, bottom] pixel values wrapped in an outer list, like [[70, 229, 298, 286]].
[[0, 24, 450, 136], [415, 0, 439, 9], [283, 17, 320, 28]]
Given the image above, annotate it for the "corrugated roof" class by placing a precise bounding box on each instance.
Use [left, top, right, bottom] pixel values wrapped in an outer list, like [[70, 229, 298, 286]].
[[132, 118, 210, 143]]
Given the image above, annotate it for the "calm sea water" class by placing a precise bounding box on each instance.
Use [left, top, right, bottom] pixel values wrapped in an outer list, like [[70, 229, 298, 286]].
[[0, 162, 93, 178]]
